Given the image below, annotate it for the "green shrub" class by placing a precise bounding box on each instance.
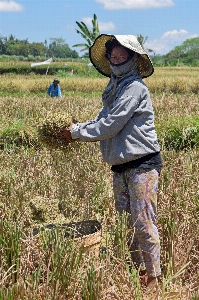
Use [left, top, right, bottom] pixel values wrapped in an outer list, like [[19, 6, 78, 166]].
[[157, 115, 199, 150], [0, 119, 37, 148]]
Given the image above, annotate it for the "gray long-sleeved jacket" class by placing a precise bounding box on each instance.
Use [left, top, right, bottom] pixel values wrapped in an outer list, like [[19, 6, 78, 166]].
[[71, 73, 160, 165]]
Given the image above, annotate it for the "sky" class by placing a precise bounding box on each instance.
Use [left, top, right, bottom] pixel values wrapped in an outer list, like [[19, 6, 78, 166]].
[[0, 0, 198, 57]]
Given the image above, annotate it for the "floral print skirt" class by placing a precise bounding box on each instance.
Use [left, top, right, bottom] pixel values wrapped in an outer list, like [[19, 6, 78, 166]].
[[113, 167, 161, 277]]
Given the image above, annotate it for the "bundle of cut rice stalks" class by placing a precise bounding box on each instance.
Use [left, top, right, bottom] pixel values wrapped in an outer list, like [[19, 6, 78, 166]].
[[38, 112, 77, 150]]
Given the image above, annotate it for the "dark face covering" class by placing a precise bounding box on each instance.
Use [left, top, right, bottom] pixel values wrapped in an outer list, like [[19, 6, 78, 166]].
[[110, 57, 136, 76]]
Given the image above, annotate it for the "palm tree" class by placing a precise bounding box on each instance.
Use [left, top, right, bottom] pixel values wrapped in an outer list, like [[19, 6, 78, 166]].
[[73, 14, 100, 52], [137, 34, 155, 56]]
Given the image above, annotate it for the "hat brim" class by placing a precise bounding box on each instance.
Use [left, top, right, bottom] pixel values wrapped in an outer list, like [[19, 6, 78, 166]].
[[89, 34, 154, 78]]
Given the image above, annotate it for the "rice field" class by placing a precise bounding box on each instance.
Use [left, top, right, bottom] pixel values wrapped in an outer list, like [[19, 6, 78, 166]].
[[0, 67, 199, 299], [0, 66, 199, 95]]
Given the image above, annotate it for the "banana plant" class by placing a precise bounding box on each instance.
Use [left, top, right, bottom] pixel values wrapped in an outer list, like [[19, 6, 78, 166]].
[[73, 14, 100, 52]]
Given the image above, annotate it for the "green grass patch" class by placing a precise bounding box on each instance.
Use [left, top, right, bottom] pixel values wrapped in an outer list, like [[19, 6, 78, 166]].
[[157, 115, 199, 150]]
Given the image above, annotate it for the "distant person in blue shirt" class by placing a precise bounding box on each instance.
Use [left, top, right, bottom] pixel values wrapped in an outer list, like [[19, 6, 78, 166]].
[[47, 78, 62, 97]]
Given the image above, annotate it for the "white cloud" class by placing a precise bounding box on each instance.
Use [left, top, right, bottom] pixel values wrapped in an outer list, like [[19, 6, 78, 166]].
[[145, 30, 198, 55], [82, 17, 115, 32], [0, 0, 24, 12], [95, 0, 174, 10], [98, 21, 115, 31], [162, 29, 188, 39]]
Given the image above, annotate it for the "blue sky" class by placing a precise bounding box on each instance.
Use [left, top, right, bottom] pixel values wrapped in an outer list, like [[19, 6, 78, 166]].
[[0, 0, 198, 56]]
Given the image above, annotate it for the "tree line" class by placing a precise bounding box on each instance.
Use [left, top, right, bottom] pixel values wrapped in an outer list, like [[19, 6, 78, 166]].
[[0, 35, 79, 59], [167, 37, 199, 66], [153, 37, 199, 67]]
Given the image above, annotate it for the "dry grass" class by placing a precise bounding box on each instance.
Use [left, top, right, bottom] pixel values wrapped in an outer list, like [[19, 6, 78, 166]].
[[0, 74, 108, 94], [0, 66, 199, 95]]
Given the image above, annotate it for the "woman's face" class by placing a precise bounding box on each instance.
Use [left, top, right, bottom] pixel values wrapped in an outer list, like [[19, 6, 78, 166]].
[[110, 46, 130, 65]]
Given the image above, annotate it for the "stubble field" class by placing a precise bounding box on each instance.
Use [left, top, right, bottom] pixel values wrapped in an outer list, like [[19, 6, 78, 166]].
[[0, 66, 199, 300]]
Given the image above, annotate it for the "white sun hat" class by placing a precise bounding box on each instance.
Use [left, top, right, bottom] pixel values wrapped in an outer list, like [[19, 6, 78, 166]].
[[89, 34, 154, 78]]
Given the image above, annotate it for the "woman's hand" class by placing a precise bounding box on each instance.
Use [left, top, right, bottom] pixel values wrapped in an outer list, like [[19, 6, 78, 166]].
[[56, 125, 72, 143]]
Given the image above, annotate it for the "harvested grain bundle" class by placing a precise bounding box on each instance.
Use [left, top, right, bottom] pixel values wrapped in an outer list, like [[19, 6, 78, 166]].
[[38, 112, 75, 149]]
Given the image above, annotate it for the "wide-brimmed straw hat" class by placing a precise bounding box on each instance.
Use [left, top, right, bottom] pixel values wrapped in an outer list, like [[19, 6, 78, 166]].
[[89, 34, 154, 78]]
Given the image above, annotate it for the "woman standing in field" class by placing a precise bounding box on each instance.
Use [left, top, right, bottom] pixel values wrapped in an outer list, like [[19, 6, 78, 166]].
[[57, 34, 163, 290]]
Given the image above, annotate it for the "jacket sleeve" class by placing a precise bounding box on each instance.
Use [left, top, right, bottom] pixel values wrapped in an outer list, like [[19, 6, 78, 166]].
[[47, 84, 51, 96], [71, 81, 145, 141]]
